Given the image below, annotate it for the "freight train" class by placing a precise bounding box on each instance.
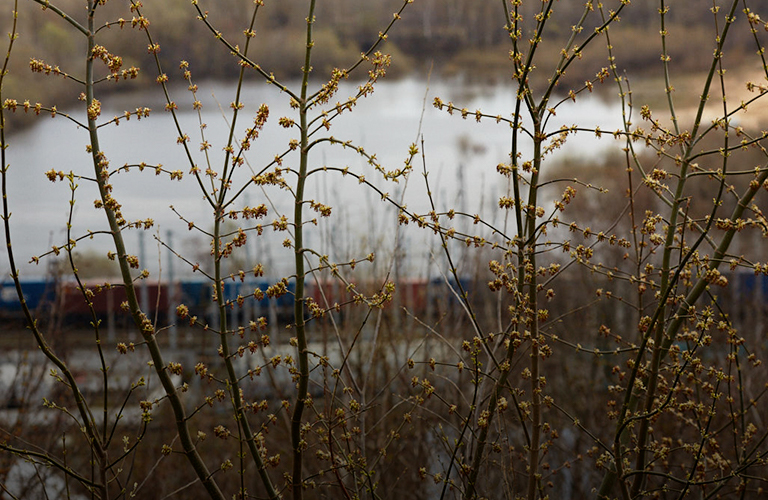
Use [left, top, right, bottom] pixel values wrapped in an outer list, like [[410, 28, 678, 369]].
[[2, 272, 766, 331], [0, 276, 472, 330]]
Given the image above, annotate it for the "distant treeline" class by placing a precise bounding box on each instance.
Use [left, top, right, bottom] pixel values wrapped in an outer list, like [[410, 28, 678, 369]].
[[1, 0, 758, 126]]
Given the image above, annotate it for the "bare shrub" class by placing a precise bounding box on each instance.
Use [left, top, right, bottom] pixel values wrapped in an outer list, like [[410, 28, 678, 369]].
[[1, 1, 768, 499]]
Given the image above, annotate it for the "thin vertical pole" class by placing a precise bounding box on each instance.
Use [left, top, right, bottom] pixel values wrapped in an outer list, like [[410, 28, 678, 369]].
[[167, 230, 177, 349]]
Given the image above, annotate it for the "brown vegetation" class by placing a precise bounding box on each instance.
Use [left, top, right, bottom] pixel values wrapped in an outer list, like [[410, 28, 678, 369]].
[[1, 1, 768, 499]]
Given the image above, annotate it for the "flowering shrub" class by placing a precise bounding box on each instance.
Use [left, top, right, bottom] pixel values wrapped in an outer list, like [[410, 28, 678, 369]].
[[2, 1, 768, 499]]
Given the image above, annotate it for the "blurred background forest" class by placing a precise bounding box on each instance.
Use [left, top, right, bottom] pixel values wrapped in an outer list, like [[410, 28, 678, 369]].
[[3, 0, 761, 128]]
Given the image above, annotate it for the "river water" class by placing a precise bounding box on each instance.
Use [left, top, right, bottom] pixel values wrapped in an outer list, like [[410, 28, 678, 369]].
[[3, 78, 623, 280]]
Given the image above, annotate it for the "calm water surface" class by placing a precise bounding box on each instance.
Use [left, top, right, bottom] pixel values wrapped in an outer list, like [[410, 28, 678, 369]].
[[4, 78, 623, 279]]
